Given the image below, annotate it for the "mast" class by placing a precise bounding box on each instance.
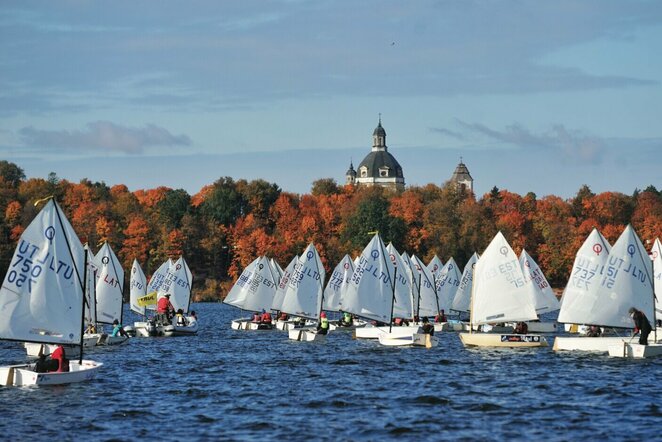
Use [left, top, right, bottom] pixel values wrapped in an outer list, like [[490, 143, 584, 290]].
[[79, 249, 88, 363], [388, 266, 398, 334]]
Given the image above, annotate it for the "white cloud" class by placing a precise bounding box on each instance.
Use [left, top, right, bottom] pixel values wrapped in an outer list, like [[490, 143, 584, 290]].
[[18, 121, 191, 154]]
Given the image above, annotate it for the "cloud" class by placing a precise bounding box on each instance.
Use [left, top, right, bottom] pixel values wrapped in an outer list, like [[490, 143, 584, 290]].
[[18, 121, 191, 154], [429, 127, 465, 140], [451, 120, 605, 164]]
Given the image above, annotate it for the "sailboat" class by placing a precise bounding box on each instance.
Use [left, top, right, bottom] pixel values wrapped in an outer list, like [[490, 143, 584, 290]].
[[0, 198, 103, 386], [553, 228, 640, 352], [282, 244, 326, 342], [324, 255, 364, 331], [123, 259, 148, 336], [130, 259, 175, 336], [163, 257, 197, 335], [449, 253, 478, 331], [514, 250, 560, 333], [600, 226, 659, 358], [459, 231, 548, 348], [272, 255, 306, 331], [23, 243, 101, 357], [435, 257, 461, 316], [343, 235, 430, 347], [652, 238, 662, 335], [225, 256, 278, 330], [93, 242, 129, 345]]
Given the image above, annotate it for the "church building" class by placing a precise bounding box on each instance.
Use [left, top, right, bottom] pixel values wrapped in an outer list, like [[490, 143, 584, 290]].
[[346, 118, 405, 192], [345, 118, 474, 194]]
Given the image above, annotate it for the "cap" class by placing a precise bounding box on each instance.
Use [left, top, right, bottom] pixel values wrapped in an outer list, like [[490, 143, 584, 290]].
[[320, 312, 327, 318], [628, 307, 635, 314], [165, 294, 171, 298]]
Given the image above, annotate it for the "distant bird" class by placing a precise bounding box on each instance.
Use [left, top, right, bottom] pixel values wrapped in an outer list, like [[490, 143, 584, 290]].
[[391, 42, 395, 46]]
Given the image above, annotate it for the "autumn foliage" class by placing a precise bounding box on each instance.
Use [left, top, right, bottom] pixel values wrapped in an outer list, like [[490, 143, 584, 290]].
[[0, 160, 660, 301]]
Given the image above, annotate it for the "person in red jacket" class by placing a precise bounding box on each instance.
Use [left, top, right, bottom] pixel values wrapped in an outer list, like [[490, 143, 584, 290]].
[[156, 294, 175, 321], [49, 345, 69, 372], [261, 309, 272, 324]]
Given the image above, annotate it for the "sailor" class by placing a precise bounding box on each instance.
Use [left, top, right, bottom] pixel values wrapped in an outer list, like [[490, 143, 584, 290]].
[[317, 312, 329, 335], [111, 319, 129, 337], [261, 309, 272, 324], [50, 345, 69, 372], [156, 294, 175, 322], [421, 317, 434, 335], [513, 322, 528, 334], [175, 309, 188, 326], [629, 307, 652, 345], [339, 310, 353, 327], [435, 309, 447, 323]]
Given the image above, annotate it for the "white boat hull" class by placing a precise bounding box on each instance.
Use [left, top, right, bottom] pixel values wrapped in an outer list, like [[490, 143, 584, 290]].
[[517, 321, 557, 333], [95, 334, 130, 346], [288, 328, 326, 342], [131, 321, 175, 337], [329, 319, 367, 332], [354, 325, 421, 339], [608, 342, 662, 358], [552, 336, 632, 353], [274, 319, 310, 331], [0, 360, 103, 387], [24, 336, 99, 358], [459, 332, 548, 348], [378, 332, 437, 348], [173, 319, 199, 335], [231, 318, 273, 331]]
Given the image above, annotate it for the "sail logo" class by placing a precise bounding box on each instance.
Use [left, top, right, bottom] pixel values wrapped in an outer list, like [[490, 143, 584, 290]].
[[44, 226, 55, 244], [592, 244, 603, 255]]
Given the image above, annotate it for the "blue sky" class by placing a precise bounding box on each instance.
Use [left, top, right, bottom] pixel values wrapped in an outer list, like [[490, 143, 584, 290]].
[[1, 0, 661, 198]]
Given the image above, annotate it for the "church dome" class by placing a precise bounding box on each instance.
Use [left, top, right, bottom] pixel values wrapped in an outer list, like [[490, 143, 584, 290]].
[[357, 150, 404, 179]]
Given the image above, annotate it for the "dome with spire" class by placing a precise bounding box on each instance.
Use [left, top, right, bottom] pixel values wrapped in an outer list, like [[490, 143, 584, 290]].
[[346, 117, 405, 191]]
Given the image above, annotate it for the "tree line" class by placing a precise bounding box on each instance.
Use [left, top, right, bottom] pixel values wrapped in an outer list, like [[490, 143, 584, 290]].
[[1, 160, 660, 300]]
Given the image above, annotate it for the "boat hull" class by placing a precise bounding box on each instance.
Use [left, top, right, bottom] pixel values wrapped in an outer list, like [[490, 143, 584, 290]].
[[378, 333, 437, 348], [354, 325, 421, 339], [24, 336, 98, 358], [0, 360, 103, 387], [95, 334, 130, 346], [288, 328, 326, 342], [231, 318, 273, 330], [173, 319, 199, 335], [608, 343, 662, 358], [274, 319, 310, 331], [459, 333, 548, 348], [552, 336, 632, 353], [131, 321, 175, 337], [329, 320, 367, 332]]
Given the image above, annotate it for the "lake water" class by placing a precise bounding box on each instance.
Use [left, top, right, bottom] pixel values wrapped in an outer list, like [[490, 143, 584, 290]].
[[1, 303, 661, 441]]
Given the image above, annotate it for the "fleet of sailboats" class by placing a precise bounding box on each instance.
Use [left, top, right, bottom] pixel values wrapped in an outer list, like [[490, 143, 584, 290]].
[[2, 195, 661, 389]]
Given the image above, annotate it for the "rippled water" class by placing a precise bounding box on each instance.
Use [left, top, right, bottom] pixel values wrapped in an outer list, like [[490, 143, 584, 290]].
[[1, 303, 661, 441]]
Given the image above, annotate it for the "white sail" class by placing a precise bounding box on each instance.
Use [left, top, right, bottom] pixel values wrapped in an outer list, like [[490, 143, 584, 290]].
[[435, 257, 461, 312], [342, 234, 397, 323], [411, 254, 439, 317], [451, 253, 478, 313], [159, 256, 193, 313], [400, 251, 419, 317], [281, 244, 325, 320], [0, 199, 85, 345], [472, 232, 538, 325], [652, 238, 662, 319], [557, 228, 612, 325], [323, 254, 354, 312], [94, 242, 124, 324], [270, 258, 284, 281], [272, 255, 298, 312], [225, 256, 276, 312], [427, 255, 444, 280], [146, 259, 171, 311], [130, 259, 147, 316], [386, 244, 414, 319], [520, 250, 560, 314], [588, 225, 654, 328], [84, 246, 98, 326]]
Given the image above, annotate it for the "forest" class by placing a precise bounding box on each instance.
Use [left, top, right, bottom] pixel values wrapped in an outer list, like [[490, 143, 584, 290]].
[[0, 160, 660, 300]]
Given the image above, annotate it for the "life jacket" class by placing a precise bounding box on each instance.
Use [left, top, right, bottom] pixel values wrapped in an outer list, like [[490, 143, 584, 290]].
[[176, 314, 186, 326], [320, 317, 329, 329], [252, 313, 260, 322], [261, 312, 272, 323], [343, 312, 352, 324], [50, 346, 68, 372], [112, 324, 122, 337]]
